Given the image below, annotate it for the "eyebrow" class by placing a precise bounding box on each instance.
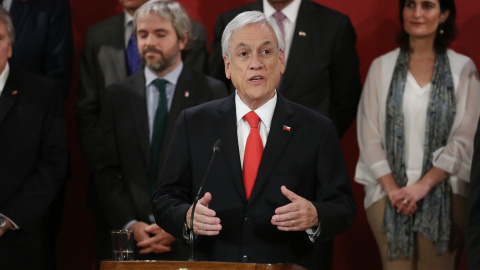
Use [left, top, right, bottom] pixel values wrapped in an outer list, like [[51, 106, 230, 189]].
[[234, 40, 273, 50]]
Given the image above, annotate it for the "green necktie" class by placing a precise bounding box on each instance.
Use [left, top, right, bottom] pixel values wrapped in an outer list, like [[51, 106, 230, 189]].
[[150, 78, 167, 196]]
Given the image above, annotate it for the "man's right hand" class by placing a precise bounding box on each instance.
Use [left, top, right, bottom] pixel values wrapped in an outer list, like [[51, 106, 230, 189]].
[[186, 192, 222, 236]]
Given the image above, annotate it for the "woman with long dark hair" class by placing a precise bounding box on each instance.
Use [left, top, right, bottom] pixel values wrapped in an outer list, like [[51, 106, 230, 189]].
[[355, 0, 480, 269]]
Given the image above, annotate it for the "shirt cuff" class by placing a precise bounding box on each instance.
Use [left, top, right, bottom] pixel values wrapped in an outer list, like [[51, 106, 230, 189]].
[[305, 221, 321, 242], [123, 220, 137, 231], [0, 214, 20, 230]]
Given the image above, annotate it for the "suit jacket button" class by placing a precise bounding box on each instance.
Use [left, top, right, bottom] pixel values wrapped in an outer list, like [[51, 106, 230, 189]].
[[244, 217, 251, 224], [242, 255, 248, 262]]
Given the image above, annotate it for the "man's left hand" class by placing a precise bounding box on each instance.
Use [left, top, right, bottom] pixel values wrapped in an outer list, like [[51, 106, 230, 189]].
[[271, 185, 319, 231]]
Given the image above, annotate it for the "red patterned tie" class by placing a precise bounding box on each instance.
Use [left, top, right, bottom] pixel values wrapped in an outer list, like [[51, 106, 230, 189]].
[[243, 111, 263, 200]]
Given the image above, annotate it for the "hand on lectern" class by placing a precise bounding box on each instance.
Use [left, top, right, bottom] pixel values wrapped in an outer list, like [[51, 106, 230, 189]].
[[186, 192, 222, 236], [271, 185, 319, 231]]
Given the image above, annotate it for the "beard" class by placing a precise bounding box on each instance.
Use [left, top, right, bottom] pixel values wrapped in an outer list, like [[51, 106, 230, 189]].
[[141, 46, 180, 74]]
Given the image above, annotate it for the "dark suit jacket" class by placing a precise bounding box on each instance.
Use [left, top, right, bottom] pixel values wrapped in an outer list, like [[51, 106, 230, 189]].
[[467, 116, 480, 269], [93, 66, 228, 259], [208, 0, 361, 136], [9, 0, 73, 99], [0, 66, 67, 269], [152, 94, 357, 269], [77, 12, 210, 171]]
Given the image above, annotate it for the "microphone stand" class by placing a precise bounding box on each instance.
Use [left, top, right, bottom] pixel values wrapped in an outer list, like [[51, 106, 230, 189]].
[[188, 139, 222, 261]]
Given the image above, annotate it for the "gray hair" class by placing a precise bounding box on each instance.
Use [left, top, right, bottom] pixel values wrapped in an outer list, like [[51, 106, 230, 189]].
[[134, 0, 192, 49], [0, 6, 15, 45], [221, 11, 284, 59]]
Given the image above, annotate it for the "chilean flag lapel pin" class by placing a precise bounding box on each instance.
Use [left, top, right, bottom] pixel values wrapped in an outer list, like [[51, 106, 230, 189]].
[[184, 91, 189, 98], [11, 90, 18, 96], [283, 125, 291, 132], [298, 31, 306, 37]]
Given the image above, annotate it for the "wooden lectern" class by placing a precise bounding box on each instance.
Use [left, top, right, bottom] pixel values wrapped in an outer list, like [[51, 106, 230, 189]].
[[100, 260, 307, 270]]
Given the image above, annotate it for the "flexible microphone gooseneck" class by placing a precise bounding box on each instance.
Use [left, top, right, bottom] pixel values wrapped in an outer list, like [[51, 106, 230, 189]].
[[189, 139, 222, 261]]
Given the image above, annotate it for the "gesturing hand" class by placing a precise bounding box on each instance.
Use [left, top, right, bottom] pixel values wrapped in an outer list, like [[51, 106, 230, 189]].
[[271, 186, 319, 231], [186, 192, 222, 236]]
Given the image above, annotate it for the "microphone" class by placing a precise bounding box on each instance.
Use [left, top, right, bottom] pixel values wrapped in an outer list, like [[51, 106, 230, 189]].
[[189, 139, 222, 261]]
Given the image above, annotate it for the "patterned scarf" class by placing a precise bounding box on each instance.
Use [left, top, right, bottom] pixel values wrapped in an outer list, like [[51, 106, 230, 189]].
[[383, 48, 456, 259]]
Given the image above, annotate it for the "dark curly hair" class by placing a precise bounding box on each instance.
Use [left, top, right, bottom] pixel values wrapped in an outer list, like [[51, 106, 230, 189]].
[[397, 0, 457, 53]]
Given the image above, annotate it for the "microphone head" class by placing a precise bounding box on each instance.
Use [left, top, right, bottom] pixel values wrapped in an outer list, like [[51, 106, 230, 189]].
[[213, 139, 223, 154]]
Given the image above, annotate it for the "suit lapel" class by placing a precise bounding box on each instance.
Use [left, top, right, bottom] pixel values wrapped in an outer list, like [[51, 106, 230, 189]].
[[158, 67, 194, 166], [215, 95, 247, 204], [128, 72, 151, 171], [279, 0, 313, 95], [248, 95, 295, 205], [0, 68, 19, 126], [9, 0, 33, 39]]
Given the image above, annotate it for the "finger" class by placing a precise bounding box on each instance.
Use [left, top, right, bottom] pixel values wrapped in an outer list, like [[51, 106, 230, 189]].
[[271, 210, 296, 224], [139, 247, 154, 254], [275, 218, 305, 231], [154, 231, 175, 245], [198, 192, 213, 207], [151, 243, 172, 254], [193, 218, 222, 235], [137, 237, 156, 248], [144, 223, 161, 234], [138, 245, 171, 254], [280, 185, 300, 203]]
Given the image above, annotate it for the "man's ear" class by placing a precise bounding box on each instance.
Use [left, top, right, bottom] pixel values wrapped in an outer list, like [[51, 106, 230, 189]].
[[179, 34, 187, 51], [223, 55, 231, 79]]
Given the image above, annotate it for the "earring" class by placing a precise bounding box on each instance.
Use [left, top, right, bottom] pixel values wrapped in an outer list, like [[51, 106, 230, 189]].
[[439, 29, 444, 35]]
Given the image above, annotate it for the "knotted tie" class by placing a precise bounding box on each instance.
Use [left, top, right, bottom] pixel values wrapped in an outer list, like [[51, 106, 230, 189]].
[[272, 11, 286, 45], [126, 23, 141, 75], [243, 111, 263, 200], [150, 79, 167, 196]]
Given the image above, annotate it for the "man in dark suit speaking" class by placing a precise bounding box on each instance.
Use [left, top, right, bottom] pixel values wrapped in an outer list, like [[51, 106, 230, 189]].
[[153, 11, 356, 269]]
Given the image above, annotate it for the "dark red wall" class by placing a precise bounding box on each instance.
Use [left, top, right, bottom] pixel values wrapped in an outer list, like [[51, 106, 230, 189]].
[[59, 1, 480, 269]]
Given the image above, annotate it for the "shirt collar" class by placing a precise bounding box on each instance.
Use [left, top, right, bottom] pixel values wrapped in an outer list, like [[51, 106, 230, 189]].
[[124, 11, 134, 27], [144, 61, 183, 87], [235, 90, 277, 129], [0, 63, 10, 97], [263, 0, 301, 25]]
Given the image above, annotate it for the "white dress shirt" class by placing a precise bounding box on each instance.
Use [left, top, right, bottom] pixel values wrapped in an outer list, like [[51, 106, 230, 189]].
[[263, 0, 301, 62], [0, 62, 10, 98], [235, 90, 277, 168]]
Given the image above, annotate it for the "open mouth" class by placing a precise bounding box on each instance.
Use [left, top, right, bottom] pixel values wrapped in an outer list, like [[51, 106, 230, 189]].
[[249, 76, 264, 82]]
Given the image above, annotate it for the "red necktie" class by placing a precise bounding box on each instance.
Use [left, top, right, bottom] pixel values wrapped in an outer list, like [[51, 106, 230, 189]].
[[243, 111, 263, 200]]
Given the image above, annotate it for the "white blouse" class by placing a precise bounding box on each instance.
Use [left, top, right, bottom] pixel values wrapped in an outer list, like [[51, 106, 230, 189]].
[[355, 48, 480, 209]]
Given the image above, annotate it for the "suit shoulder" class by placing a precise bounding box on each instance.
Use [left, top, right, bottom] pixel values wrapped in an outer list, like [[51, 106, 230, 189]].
[[183, 66, 229, 96], [310, 2, 350, 20], [184, 95, 230, 115], [9, 67, 62, 101], [285, 97, 334, 126], [86, 13, 123, 37]]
